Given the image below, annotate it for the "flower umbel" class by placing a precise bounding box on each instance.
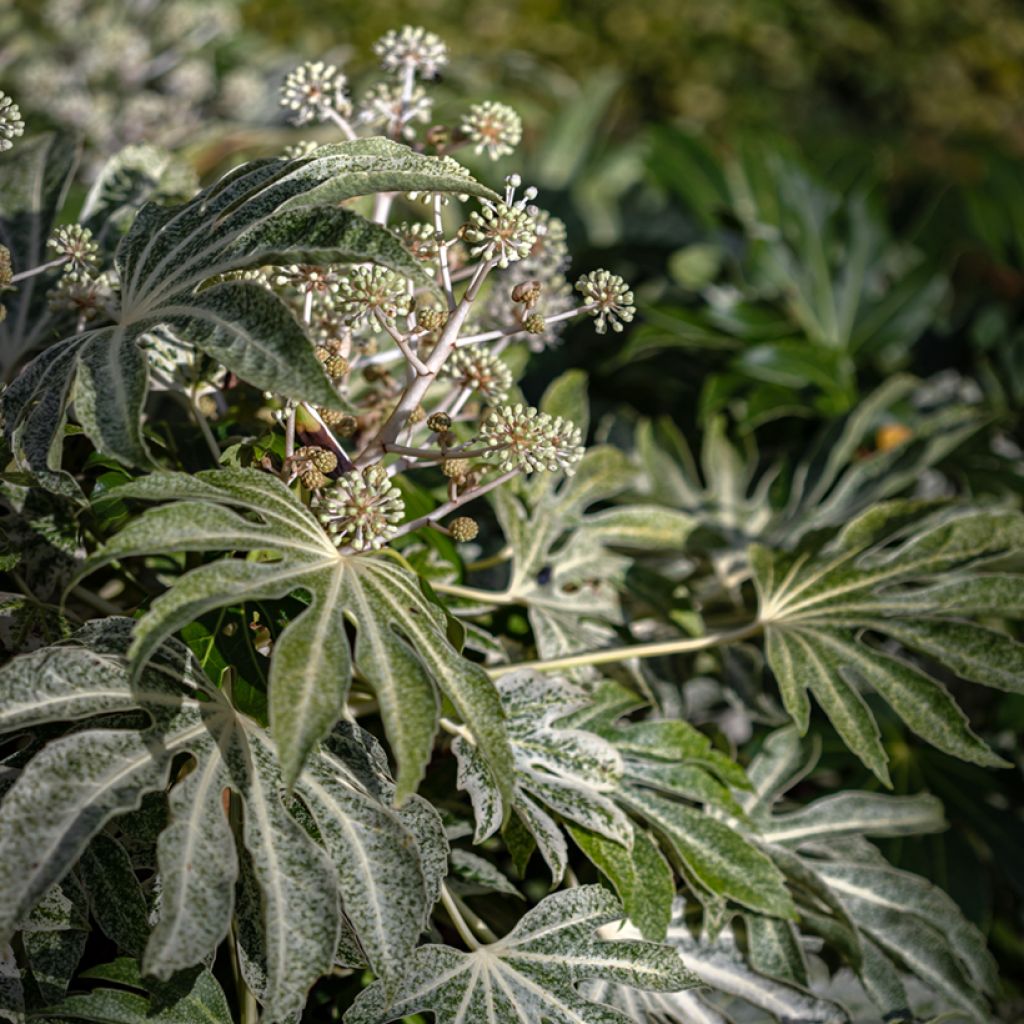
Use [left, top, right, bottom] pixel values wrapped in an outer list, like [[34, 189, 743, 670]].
[[374, 26, 448, 79], [463, 202, 537, 269], [48, 224, 100, 273], [280, 61, 351, 126], [443, 348, 513, 401], [461, 101, 522, 160], [315, 466, 406, 551], [575, 270, 636, 334], [335, 266, 412, 326], [0, 91, 25, 152], [480, 403, 585, 475]]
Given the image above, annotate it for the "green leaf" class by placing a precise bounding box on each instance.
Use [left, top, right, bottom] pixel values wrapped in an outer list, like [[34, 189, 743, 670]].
[[345, 886, 697, 1024], [0, 620, 437, 1017], [44, 958, 233, 1024], [588, 899, 846, 1024], [619, 786, 795, 920], [77, 469, 512, 801], [753, 505, 1024, 775], [568, 824, 675, 942], [78, 834, 150, 956]]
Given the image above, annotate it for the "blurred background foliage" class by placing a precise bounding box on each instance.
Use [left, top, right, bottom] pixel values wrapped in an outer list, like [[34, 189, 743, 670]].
[[3, 0, 1023, 1011]]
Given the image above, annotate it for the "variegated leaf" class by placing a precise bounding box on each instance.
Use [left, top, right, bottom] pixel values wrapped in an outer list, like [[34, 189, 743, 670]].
[[753, 504, 1024, 777], [76, 469, 512, 801], [0, 620, 436, 1020], [345, 886, 697, 1024]]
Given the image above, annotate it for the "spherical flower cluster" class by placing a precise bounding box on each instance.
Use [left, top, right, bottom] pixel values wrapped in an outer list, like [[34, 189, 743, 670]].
[[0, 91, 25, 152], [463, 203, 537, 269], [479, 404, 585, 475], [575, 270, 636, 334], [461, 101, 522, 160], [357, 82, 432, 139], [448, 516, 479, 542], [48, 224, 99, 273], [315, 466, 406, 551], [280, 62, 351, 126], [273, 264, 341, 297], [48, 269, 116, 321], [522, 208, 570, 277], [443, 348, 513, 401], [334, 266, 412, 326], [398, 222, 441, 265], [374, 26, 448, 80]]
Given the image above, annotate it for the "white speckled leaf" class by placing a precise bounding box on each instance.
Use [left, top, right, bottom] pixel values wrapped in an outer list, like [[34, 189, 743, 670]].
[[753, 505, 1024, 776], [345, 886, 697, 1024], [77, 469, 512, 801], [0, 619, 449, 1020]]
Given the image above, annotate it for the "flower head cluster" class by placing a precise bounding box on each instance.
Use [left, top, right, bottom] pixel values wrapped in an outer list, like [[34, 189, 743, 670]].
[[357, 82, 432, 139], [280, 61, 351, 126], [480, 404, 585, 475], [282, 140, 320, 160], [461, 101, 522, 160], [48, 269, 116, 321], [463, 202, 537, 269], [0, 91, 25, 152], [374, 26, 448, 80], [334, 266, 412, 326], [443, 348, 513, 401], [273, 264, 341, 297], [315, 466, 405, 550], [48, 224, 99, 273], [575, 270, 636, 334], [398, 222, 441, 266]]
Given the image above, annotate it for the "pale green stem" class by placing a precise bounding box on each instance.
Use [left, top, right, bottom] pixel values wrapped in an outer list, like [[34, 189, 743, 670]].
[[440, 884, 482, 951], [433, 581, 517, 606], [486, 622, 763, 677]]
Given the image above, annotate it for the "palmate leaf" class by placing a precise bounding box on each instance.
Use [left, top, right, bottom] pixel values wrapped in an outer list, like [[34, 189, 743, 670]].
[[1, 138, 498, 494], [753, 502, 1024, 779], [455, 673, 794, 926], [594, 727, 999, 1024], [0, 620, 436, 1022], [635, 375, 985, 560], [587, 900, 848, 1024], [76, 468, 512, 801], [345, 885, 697, 1024], [743, 727, 998, 1022]]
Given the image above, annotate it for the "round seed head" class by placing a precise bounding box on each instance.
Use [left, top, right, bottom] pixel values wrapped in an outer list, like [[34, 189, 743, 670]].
[[0, 245, 11, 288], [449, 516, 479, 542], [441, 457, 470, 480], [524, 313, 546, 335], [301, 467, 327, 490], [315, 465, 406, 551], [427, 411, 452, 433]]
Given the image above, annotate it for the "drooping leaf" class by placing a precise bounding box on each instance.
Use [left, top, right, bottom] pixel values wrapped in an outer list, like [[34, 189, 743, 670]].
[[345, 886, 697, 1024], [0, 620, 435, 1020], [43, 957, 233, 1024]]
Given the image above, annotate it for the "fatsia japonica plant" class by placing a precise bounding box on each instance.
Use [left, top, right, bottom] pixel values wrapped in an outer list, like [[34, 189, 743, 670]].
[[0, 24, 1019, 1024]]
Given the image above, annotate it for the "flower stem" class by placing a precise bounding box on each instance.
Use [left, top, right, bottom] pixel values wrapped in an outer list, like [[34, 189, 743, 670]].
[[433, 581, 517, 605], [486, 622, 762, 677]]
